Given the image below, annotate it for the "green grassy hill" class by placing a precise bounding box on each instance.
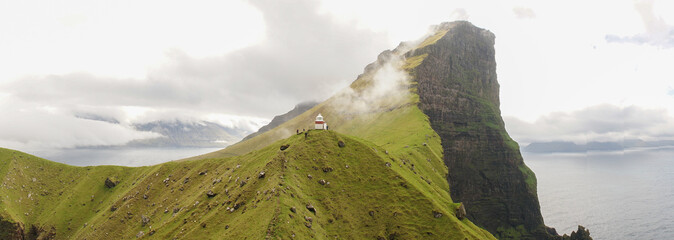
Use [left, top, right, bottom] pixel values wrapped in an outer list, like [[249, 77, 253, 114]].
[[0, 21, 559, 239], [0, 128, 493, 239]]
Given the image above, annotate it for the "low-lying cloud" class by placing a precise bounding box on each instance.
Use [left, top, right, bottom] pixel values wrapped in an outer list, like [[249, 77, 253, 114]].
[[332, 51, 412, 115], [605, 0, 674, 48], [504, 104, 674, 145], [0, 0, 388, 151], [0, 103, 160, 150], [512, 7, 536, 19]]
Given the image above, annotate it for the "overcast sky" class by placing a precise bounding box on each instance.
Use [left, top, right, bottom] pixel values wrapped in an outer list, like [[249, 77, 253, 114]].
[[1, 0, 673, 150]]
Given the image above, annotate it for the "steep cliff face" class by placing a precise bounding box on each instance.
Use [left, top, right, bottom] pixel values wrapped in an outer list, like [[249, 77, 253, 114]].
[[412, 21, 549, 239]]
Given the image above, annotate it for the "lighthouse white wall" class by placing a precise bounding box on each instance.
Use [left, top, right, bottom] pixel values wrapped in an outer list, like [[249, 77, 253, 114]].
[[315, 113, 326, 130]]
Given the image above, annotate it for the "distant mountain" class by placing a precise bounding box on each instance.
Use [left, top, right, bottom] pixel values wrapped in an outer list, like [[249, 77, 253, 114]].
[[74, 112, 120, 124], [75, 113, 253, 148], [130, 120, 249, 148], [523, 140, 674, 153], [240, 101, 318, 141]]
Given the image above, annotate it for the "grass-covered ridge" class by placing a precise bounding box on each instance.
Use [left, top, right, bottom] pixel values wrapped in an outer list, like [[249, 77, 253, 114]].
[[0, 23, 505, 239], [0, 129, 494, 239]]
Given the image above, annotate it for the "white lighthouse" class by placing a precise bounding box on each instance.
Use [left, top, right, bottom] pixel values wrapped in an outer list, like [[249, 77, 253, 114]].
[[315, 113, 327, 130]]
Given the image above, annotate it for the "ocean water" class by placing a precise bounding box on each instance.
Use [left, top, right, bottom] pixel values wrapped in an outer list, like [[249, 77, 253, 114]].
[[523, 147, 674, 240], [25, 147, 222, 167]]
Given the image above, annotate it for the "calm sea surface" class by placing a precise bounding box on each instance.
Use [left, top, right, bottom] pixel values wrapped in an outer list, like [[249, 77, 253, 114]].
[[523, 147, 674, 240], [26, 147, 222, 167]]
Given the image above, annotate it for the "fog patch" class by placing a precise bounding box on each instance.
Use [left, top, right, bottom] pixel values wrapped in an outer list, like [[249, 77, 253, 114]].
[[605, 0, 674, 48], [513, 7, 536, 19], [331, 51, 411, 116], [505, 104, 674, 145], [0, 105, 160, 151]]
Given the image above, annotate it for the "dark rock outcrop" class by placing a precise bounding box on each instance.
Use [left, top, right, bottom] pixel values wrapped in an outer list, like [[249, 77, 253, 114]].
[[413, 21, 587, 239], [104, 177, 119, 188], [0, 216, 56, 240], [455, 203, 466, 220]]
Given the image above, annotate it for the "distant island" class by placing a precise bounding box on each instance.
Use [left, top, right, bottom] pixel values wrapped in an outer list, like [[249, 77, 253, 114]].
[[523, 139, 674, 153]]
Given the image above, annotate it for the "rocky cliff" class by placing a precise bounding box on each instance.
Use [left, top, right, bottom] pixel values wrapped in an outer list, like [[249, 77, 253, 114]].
[[411, 21, 589, 239]]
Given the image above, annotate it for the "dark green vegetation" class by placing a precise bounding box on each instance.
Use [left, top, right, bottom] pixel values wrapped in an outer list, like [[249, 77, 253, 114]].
[[0, 21, 591, 239]]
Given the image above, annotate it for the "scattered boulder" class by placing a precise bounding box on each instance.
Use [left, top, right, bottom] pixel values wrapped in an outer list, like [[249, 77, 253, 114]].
[[322, 167, 333, 173], [136, 231, 144, 238], [318, 179, 326, 185], [369, 211, 375, 217], [258, 171, 266, 179], [104, 177, 119, 188], [455, 203, 466, 220], [199, 170, 208, 175], [304, 216, 313, 222], [305, 222, 312, 228], [306, 204, 316, 214], [338, 141, 346, 148], [280, 144, 290, 151], [385, 162, 392, 168], [110, 206, 117, 212], [141, 215, 150, 226], [290, 207, 296, 213], [432, 210, 443, 218], [206, 190, 217, 198], [183, 177, 190, 184], [240, 180, 247, 187], [307, 174, 313, 179]]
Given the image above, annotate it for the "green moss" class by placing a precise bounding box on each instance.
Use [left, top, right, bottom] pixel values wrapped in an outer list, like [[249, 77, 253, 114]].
[[403, 53, 428, 71], [417, 30, 449, 49], [496, 225, 529, 239], [518, 164, 537, 194]]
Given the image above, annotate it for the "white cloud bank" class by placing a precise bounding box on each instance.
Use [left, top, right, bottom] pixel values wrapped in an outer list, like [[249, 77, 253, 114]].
[[505, 104, 674, 145]]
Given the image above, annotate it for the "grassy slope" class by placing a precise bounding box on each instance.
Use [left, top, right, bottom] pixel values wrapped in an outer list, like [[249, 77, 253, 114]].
[[0, 130, 493, 239], [0, 28, 497, 239]]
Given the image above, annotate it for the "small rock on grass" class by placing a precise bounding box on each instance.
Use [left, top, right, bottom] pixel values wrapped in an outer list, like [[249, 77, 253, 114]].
[[306, 204, 316, 214], [105, 177, 119, 188]]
